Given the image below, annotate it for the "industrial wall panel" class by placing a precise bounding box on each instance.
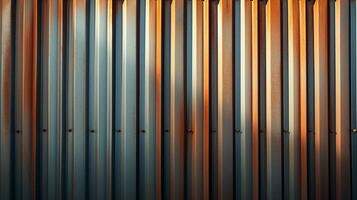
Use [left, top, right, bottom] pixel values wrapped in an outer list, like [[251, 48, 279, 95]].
[[0, 0, 356, 199]]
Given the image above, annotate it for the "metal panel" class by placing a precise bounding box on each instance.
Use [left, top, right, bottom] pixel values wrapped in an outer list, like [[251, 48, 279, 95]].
[[0, 0, 355, 199]]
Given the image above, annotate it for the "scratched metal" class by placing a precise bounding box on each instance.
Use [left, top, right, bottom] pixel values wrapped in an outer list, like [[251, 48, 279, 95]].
[[0, 0, 356, 200]]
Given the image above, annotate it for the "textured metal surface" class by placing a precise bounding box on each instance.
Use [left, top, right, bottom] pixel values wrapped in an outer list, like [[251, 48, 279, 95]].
[[0, 0, 356, 199]]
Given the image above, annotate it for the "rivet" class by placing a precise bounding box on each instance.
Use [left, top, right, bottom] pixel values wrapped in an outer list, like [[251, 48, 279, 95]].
[[42, 129, 47, 132], [164, 129, 169, 133], [16, 130, 21, 134], [282, 130, 289, 134], [140, 130, 146, 133], [90, 130, 95, 133], [352, 128, 357, 133], [234, 129, 242, 134], [68, 129, 72, 133]]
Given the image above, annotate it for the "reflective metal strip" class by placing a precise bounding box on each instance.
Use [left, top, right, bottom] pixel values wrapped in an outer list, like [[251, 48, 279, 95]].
[[138, 0, 157, 199], [202, 1, 211, 199], [38, 0, 62, 199], [93, 0, 112, 199], [237, 0, 253, 199], [335, 0, 351, 199], [121, 0, 138, 199], [299, 0, 308, 198], [203, 1, 210, 199], [217, 1, 233, 199], [185, 1, 204, 199], [266, 1, 282, 199], [287, 0, 300, 198], [69, 0, 87, 199], [314, 0, 329, 199], [0, 0, 12, 199], [251, 1, 260, 199], [138, 0, 147, 198], [170, 0, 185, 199], [155, 1, 162, 198]]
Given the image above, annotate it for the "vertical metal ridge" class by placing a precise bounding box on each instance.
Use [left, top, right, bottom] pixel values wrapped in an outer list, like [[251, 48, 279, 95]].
[[251, 1, 260, 199], [0, 0, 12, 199], [121, 0, 137, 199], [38, 0, 62, 199], [140, 0, 157, 199], [202, 1, 210, 199], [287, 0, 301, 198], [170, 0, 185, 199], [298, 0, 308, 198], [217, 1, 233, 199], [313, 0, 329, 199], [155, 1, 162, 199], [335, 0, 351, 199], [238, 0, 253, 199], [266, 0, 282, 199], [191, 1, 203, 199], [65, 0, 88, 199], [138, 0, 147, 197]]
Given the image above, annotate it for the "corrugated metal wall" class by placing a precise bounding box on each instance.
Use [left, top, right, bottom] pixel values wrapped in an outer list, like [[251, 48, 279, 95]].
[[0, 0, 356, 199]]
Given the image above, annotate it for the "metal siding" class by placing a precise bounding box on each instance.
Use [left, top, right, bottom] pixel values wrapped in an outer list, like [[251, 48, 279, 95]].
[[0, 0, 355, 199]]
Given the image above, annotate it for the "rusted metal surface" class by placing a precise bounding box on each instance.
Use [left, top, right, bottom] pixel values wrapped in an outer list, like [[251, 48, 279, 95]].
[[0, 0, 356, 199]]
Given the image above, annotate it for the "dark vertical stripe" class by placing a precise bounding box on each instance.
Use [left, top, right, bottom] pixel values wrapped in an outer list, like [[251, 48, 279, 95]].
[[350, 0, 357, 199], [281, 0, 289, 199], [209, 1, 218, 199], [258, 1, 267, 199], [306, 1, 316, 199], [328, 1, 336, 199]]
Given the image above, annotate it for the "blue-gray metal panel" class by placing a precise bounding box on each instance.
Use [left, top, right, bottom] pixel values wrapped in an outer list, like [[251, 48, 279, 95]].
[[121, 0, 138, 199]]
